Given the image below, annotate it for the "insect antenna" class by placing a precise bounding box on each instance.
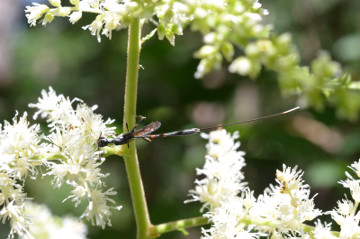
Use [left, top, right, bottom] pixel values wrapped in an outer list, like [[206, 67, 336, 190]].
[[199, 106, 300, 132]]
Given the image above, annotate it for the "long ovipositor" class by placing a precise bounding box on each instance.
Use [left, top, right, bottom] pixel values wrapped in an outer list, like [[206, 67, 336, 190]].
[[98, 106, 300, 147]]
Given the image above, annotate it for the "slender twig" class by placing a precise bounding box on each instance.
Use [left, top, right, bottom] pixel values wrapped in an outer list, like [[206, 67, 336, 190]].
[[148, 216, 209, 237]]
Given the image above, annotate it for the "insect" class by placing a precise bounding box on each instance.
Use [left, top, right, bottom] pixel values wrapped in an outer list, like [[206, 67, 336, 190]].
[[97, 106, 300, 147]]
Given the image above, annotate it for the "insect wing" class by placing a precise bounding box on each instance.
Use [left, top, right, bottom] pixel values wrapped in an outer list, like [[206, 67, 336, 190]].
[[133, 121, 161, 137]]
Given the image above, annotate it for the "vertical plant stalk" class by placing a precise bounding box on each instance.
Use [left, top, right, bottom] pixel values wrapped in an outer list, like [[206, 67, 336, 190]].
[[123, 18, 152, 239]]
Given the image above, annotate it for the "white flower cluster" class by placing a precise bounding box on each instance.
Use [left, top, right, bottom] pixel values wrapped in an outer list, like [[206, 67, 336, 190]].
[[319, 160, 360, 238], [28, 87, 120, 228], [24, 0, 188, 43], [24, 0, 269, 75], [20, 201, 88, 239], [25, 0, 141, 41], [0, 112, 43, 238], [187, 129, 246, 210], [190, 129, 324, 238], [311, 160, 360, 238], [187, 0, 270, 79], [0, 87, 118, 239]]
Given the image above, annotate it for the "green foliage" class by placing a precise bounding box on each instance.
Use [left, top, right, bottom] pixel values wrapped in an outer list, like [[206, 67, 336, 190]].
[[25, 0, 360, 120]]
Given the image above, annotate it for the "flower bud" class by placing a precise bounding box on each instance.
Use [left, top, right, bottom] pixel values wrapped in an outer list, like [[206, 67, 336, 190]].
[[228, 57, 252, 76], [25, 4, 50, 26], [42, 13, 54, 25], [69, 0, 79, 6], [69, 11, 82, 24], [221, 41, 234, 62], [157, 23, 166, 40], [195, 45, 217, 58], [49, 0, 61, 7]]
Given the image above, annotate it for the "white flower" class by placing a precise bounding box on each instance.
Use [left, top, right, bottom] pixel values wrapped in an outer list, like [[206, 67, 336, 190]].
[[75, 103, 115, 140], [1, 87, 118, 238], [313, 220, 337, 239], [0, 112, 44, 239], [70, 11, 83, 24], [1, 112, 43, 179], [194, 59, 208, 79], [28, 87, 118, 229], [70, 0, 80, 6], [196, 45, 218, 58], [335, 214, 360, 238], [87, 0, 101, 9], [29, 87, 81, 123], [103, 0, 126, 14], [81, 188, 121, 229], [42, 13, 55, 26], [52, 6, 72, 17], [198, 163, 321, 238], [269, 165, 321, 229], [25, 3, 49, 26], [1, 201, 32, 239], [276, 165, 304, 192], [102, 12, 121, 39], [49, 0, 61, 7], [228, 57, 252, 76], [82, 15, 105, 42], [349, 160, 360, 178], [188, 129, 246, 209], [19, 201, 88, 239], [0, 114, 40, 237], [327, 160, 360, 238], [202, 196, 265, 239], [340, 175, 360, 203]]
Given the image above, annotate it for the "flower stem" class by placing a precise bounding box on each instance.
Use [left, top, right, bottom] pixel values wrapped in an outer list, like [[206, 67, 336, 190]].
[[242, 217, 340, 238], [123, 18, 152, 239], [101, 145, 126, 157], [148, 216, 209, 237]]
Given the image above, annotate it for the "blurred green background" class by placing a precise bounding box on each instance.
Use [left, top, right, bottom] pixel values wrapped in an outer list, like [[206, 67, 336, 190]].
[[1, 0, 360, 238]]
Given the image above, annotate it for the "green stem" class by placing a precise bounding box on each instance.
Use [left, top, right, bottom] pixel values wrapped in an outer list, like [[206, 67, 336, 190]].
[[123, 18, 152, 239], [241, 217, 340, 239], [101, 145, 126, 157], [148, 216, 209, 237]]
